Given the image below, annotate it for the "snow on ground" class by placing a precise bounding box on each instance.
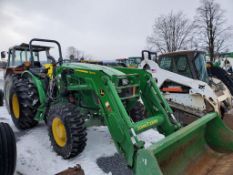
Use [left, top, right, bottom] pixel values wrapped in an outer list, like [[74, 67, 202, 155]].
[[0, 70, 164, 175]]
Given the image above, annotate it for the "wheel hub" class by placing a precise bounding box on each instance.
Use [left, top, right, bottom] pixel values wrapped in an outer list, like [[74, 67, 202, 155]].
[[12, 93, 20, 119], [52, 117, 67, 147]]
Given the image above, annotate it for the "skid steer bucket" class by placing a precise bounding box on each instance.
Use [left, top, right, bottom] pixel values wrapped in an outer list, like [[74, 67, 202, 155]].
[[134, 112, 233, 175]]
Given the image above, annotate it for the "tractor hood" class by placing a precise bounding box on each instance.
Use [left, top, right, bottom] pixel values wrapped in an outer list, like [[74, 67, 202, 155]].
[[62, 62, 125, 76]]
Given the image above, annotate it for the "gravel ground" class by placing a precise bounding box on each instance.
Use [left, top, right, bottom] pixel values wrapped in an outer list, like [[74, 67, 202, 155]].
[[97, 153, 133, 175]]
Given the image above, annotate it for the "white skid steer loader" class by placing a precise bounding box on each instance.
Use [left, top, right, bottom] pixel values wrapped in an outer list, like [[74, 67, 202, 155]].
[[139, 50, 233, 127]]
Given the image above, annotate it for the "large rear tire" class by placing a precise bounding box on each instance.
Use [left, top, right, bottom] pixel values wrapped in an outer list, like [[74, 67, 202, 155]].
[[0, 122, 17, 175], [9, 77, 39, 130], [47, 103, 87, 159]]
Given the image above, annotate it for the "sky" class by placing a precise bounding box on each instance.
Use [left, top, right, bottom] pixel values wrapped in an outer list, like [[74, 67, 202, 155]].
[[0, 0, 232, 59]]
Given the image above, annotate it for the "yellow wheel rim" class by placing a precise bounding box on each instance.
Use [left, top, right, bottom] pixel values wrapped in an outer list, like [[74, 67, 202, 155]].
[[12, 93, 20, 119], [52, 117, 67, 147]]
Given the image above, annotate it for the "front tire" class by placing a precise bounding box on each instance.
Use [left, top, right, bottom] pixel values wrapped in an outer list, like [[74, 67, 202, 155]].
[[47, 103, 87, 159], [9, 78, 39, 130], [0, 122, 17, 175]]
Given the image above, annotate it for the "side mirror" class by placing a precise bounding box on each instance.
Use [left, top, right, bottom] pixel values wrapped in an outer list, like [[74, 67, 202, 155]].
[[1, 51, 6, 59]]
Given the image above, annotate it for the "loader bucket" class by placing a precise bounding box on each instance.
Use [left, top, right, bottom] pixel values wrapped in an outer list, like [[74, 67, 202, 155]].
[[134, 112, 233, 175]]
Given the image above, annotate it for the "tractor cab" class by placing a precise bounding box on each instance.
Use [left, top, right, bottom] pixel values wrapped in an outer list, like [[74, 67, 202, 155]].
[[4, 43, 53, 79], [158, 51, 209, 83]]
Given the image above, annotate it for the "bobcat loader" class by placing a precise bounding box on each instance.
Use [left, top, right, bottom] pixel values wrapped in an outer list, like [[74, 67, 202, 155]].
[[139, 50, 233, 126]]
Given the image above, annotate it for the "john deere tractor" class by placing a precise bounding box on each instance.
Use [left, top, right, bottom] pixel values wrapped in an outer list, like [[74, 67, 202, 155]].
[[7, 38, 233, 175]]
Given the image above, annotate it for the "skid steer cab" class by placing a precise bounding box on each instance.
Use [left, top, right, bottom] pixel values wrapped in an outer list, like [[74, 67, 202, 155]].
[[139, 50, 233, 127], [4, 42, 56, 113], [7, 38, 233, 175]]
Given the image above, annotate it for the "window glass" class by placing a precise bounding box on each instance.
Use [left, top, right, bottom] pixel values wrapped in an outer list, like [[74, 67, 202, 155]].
[[38, 51, 49, 64], [174, 56, 192, 78], [159, 57, 173, 71], [194, 53, 209, 83], [10, 50, 28, 67]]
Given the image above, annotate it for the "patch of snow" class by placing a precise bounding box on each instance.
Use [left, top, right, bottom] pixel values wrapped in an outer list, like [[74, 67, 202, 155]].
[[138, 129, 164, 148]]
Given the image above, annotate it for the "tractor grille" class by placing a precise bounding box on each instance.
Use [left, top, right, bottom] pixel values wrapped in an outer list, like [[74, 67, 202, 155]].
[[113, 74, 140, 101]]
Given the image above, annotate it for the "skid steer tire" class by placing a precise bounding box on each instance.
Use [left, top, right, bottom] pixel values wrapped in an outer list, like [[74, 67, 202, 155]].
[[0, 89, 4, 106], [0, 122, 17, 175], [129, 101, 146, 122], [9, 78, 39, 130], [48, 103, 87, 159], [208, 66, 233, 95]]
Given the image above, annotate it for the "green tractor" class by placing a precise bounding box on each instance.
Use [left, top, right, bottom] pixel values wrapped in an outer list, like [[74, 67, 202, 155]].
[[6, 38, 233, 175], [0, 122, 17, 175]]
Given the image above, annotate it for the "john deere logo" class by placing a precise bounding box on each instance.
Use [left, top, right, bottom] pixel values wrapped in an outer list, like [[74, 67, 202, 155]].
[[100, 89, 105, 96]]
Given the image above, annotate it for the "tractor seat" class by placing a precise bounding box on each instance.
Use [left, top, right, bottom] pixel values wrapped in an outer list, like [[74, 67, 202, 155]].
[[34, 61, 42, 67]]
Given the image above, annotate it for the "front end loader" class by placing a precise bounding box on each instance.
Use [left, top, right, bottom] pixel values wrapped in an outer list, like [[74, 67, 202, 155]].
[[7, 38, 233, 175]]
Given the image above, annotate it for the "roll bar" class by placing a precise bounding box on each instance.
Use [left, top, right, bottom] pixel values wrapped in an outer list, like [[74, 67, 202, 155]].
[[29, 38, 63, 65]]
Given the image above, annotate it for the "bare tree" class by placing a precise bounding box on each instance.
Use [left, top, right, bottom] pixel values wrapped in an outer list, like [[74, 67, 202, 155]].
[[67, 46, 92, 61], [67, 46, 76, 60], [67, 46, 84, 61], [147, 11, 195, 53], [195, 0, 232, 61]]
